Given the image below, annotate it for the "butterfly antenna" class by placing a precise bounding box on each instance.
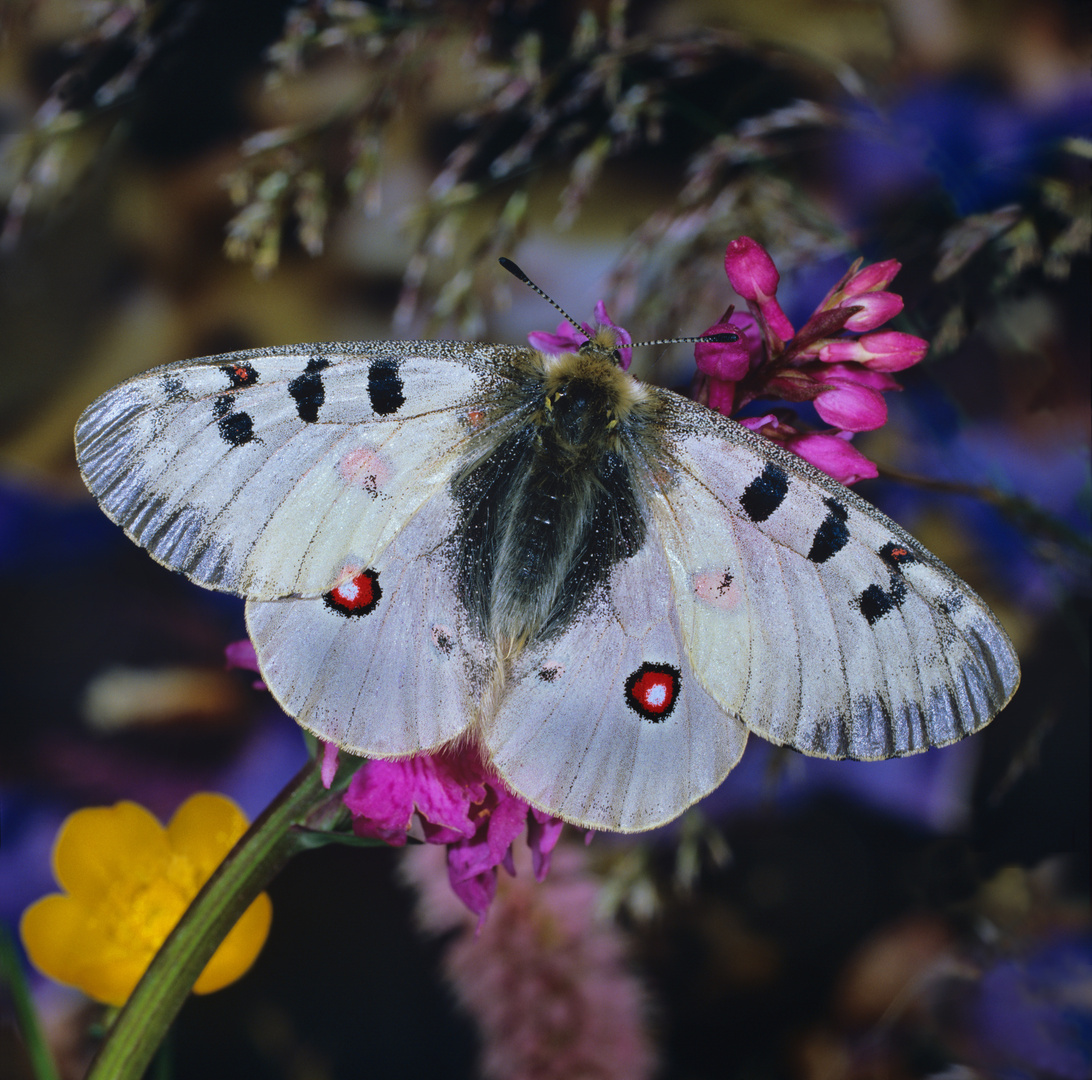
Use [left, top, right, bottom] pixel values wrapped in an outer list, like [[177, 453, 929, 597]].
[[499, 257, 588, 339]]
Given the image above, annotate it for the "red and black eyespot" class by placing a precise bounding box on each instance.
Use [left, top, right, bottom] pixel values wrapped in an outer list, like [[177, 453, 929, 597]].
[[221, 361, 259, 388], [323, 569, 382, 617], [623, 662, 681, 722], [880, 541, 917, 569]]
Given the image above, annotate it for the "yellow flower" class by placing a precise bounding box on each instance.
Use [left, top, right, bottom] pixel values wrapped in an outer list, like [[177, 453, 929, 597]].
[[20, 793, 272, 1007]]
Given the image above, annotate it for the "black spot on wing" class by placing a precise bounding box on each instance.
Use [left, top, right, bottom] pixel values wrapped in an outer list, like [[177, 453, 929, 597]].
[[160, 375, 187, 401], [858, 572, 908, 625], [289, 356, 330, 423], [368, 358, 406, 415], [221, 361, 259, 388], [213, 394, 254, 446], [807, 498, 850, 563], [739, 462, 789, 522]]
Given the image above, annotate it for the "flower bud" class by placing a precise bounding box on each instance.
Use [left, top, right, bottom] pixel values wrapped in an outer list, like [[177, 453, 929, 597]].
[[843, 259, 901, 296], [839, 291, 904, 332], [820, 331, 927, 372], [724, 236, 780, 301], [814, 382, 888, 431]]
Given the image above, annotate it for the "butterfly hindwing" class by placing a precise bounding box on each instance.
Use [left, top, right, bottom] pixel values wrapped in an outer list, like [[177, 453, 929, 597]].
[[644, 392, 1020, 760], [75, 341, 516, 599], [478, 519, 749, 832], [246, 488, 488, 754]]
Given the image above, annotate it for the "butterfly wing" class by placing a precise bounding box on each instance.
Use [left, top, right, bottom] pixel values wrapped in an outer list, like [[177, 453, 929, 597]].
[[245, 488, 487, 754], [477, 519, 750, 832], [644, 391, 1020, 760], [75, 341, 516, 600]]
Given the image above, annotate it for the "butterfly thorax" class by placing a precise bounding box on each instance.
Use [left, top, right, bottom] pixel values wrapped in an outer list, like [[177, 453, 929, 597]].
[[452, 346, 658, 654]]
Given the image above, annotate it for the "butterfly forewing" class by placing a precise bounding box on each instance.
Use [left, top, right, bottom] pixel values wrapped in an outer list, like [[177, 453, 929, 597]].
[[645, 393, 1019, 760], [75, 342, 513, 599]]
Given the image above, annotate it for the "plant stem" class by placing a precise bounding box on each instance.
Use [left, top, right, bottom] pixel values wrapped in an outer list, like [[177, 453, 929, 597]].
[[85, 756, 334, 1080]]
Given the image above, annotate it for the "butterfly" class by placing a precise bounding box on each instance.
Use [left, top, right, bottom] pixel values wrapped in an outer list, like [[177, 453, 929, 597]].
[[74, 283, 1020, 832]]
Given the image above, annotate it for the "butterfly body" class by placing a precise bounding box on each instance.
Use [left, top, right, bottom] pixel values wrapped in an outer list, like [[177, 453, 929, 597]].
[[75, 335, 1020, 831]]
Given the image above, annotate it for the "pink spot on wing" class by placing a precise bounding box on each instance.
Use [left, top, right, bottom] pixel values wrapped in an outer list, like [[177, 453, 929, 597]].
[[694, 570, 742, 610], [338, 447, 390, 496]]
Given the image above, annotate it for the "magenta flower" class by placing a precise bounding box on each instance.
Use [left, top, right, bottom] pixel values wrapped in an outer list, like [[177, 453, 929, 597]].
[[741, 415, 879, 485], [838, 290, 904, 332], [819, 329, 928, 372], [226, 641, 564, 922], [695, 237, 929, 482], [338, 744, 564, 925], [529, 300, 634, 370], [723, 236, 795, 343]]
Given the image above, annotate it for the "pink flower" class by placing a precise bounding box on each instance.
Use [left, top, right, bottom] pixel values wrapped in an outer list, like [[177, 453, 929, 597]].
[[814, 382, 888, 431], [529, 300, 633, 370], [699, 238, 927, 482], [839, 291, 904, 332], [786, 431, 879, 484], [741, 415, 878, 485], [819, 330, 928, 372], [724, 236, 795, 341], [843, 258, 901, 295], [403, 842, 657, 1080], [339, 744, 564, 924]]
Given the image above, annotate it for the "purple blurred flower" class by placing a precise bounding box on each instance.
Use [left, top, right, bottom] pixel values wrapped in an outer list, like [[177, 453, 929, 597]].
[[529, 300, 633, 370]]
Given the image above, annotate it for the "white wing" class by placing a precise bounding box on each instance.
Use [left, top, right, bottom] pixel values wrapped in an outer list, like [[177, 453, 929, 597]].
[[75, 341, 516, 600], [644, 391, 1020, 760], [246, 489, 487, 754], [477, 520, 749, 833]]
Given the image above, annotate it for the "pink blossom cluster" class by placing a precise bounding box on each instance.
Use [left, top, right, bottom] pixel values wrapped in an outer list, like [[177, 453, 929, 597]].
[[403, 843, 656, 1080], [528, 299, 634, 370], [225, 640, 563, 924], [332, 743, 564, 926], [694, 236, 928, 484]]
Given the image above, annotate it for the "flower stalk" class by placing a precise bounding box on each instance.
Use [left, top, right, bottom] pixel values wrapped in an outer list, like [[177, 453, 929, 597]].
[[84, 756, 340, 1080]]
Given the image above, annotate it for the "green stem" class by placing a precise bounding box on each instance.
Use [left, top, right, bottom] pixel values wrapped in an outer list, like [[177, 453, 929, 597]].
[[0, 922, 62, 1080], [85, 756, 335, 1080]]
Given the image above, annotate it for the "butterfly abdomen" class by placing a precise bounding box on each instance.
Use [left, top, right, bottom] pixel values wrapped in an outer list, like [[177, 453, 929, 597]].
[[453, 348, 655, 650]]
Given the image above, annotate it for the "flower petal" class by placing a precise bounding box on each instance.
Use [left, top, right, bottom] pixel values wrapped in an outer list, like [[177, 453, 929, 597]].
[[167, 793, 250, 883], [724, 236, 780, 302], [21, 893, 147, 1007], [785, 432, 879, 484], [814, 383, 888, 431], [53, 802, 169, 904], [192, 891, 273, 995]]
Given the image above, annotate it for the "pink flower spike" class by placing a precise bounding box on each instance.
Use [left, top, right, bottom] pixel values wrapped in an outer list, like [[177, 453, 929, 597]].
[[816, 363, 901, 393], [814, 382, 888, 431], [724, 236, 780, 302], [592, 301, 634, 370], [820, 330, 927, 372], [527, 810, 565, 881], [844, 259, 901, 296], [320, 742, 340, 789], [839, 291, 904, 332], [756, 296, 795, 343], [786, 431, 878, 484], [528, 321, 587, 355], [695, 317, 751, 382]]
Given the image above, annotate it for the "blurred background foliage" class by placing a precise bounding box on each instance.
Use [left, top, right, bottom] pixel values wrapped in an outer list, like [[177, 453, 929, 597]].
[[0, 1, 1089, 1078]]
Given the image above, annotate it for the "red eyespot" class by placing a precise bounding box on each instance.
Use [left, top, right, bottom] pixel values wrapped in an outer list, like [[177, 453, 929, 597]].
[[324, 569, 382, 618], [624, 662, 681, 722]]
